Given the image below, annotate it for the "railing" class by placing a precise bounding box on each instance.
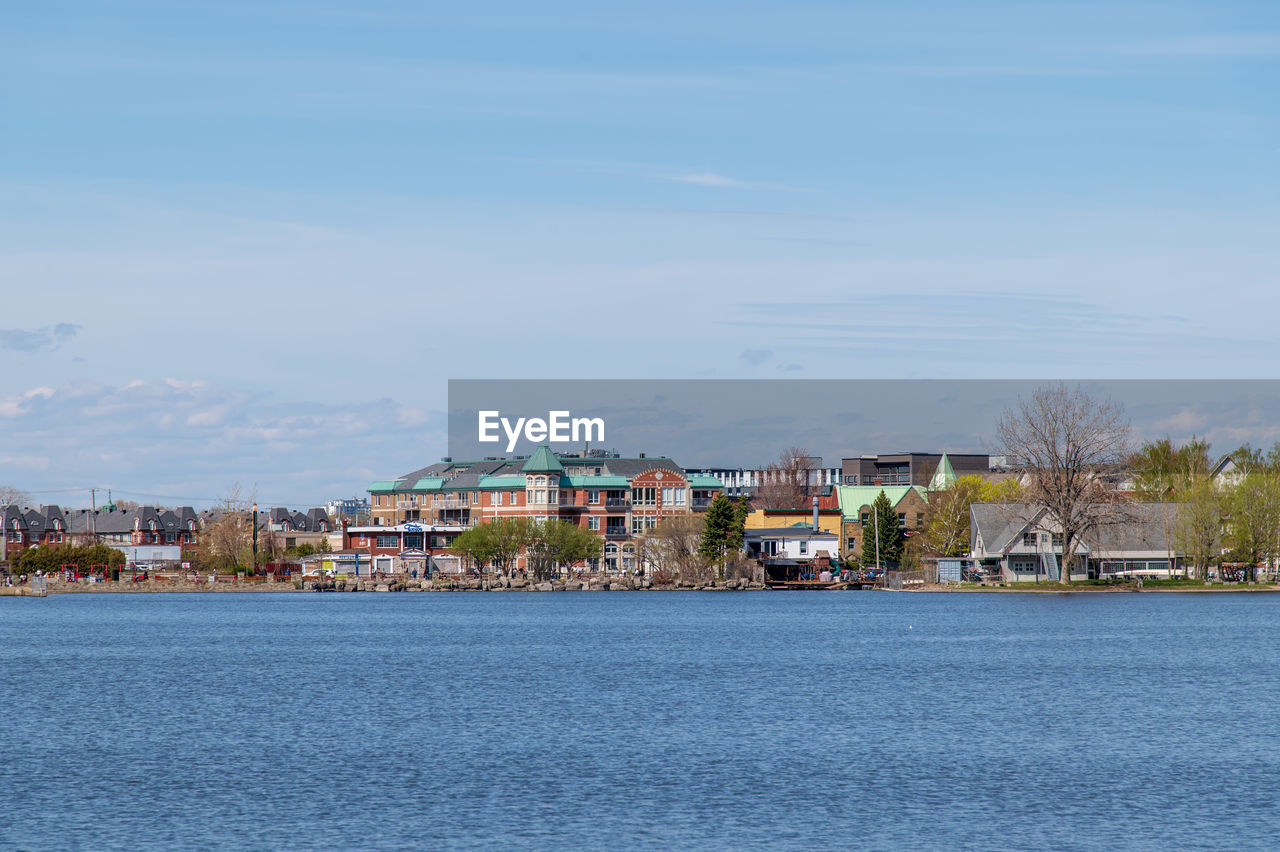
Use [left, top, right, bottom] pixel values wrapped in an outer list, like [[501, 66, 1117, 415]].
[[605, 529, 630, 539], [691, 498, 712, 509], [605, 498, 629, 508]]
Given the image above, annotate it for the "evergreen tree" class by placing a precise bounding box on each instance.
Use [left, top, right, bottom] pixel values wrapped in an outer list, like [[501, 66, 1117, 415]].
[[699, 493, 735, 563], [860, 490, 903, 568], [725, 495, 750, 553]]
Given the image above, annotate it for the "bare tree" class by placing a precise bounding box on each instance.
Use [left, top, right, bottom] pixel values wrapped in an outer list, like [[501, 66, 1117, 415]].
[[0, 485, 32, 507], [755, 446, 817, 510], [641, 514, 712, 584], [996, 383, 1131, 584], [191, 486, 255, 574]]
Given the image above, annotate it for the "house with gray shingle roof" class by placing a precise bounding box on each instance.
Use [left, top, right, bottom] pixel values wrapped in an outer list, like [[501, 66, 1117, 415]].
[[970, 502, 1185, 581]]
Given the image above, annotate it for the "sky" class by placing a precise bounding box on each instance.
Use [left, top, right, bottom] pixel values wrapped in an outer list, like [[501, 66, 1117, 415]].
[[2, 1, 1278, 507]]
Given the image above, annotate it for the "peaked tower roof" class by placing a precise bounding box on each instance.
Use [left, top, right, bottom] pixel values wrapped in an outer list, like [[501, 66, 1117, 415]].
[[521, 445, 564, 474], [929, 452, 958, 490]]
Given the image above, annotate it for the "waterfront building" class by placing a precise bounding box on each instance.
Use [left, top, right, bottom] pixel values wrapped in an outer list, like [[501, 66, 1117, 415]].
[[835, 485, 931, 562], [969, 502, 1187, 581], [358, 446, 723, 574]]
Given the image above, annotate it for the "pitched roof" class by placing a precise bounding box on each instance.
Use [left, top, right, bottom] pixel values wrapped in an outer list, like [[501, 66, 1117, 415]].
[[521, 445, 564, 473], [836, 485, 928, 519], [970, 502, 1181, 556], [929, 453, 957, 491]]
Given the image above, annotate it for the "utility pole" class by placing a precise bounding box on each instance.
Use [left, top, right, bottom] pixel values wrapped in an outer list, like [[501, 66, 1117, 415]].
[[874, 503, 881, 573], [90, 488, 97, 537]]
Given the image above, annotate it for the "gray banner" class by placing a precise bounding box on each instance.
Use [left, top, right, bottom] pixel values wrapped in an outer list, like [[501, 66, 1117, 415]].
[[447, 380, 1280, 467]]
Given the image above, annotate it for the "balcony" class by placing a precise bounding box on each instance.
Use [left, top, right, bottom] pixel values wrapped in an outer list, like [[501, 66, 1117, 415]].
[[604, 528, 629, 539], [604, 498, 629, 508], [691, 498, 712, 509]]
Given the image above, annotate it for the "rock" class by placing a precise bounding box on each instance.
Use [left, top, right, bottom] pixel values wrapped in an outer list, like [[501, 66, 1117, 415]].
[[641, 579, 652, 589], [375, 583, 390, 592], [534, 582, 554, 592]]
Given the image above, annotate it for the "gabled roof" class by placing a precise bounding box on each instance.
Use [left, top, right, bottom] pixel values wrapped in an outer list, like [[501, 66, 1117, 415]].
[[836, 485, 928, 519], [521, 445, 564, 473]]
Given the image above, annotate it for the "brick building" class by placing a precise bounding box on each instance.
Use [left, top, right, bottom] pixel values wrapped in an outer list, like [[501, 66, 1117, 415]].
[[354, 446, 723, 574]]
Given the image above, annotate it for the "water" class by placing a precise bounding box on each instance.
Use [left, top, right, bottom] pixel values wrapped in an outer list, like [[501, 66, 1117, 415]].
[[2, 591, 1279, 850]]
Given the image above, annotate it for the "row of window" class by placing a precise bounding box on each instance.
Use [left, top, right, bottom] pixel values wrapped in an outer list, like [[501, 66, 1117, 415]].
[[859, 512, 924, 526]]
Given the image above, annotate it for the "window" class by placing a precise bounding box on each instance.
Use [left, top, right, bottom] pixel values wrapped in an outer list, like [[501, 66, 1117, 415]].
[[492, 492, 501, 505], [916, 513, 924, 526], [672, 488, 686, 506], [632, 516, 645, 535], [1022, 532, 1037, 547], [800, 541, 808, 554], [632, 487, 656, 506], [861, 512, 870, 525], [404, 534, 424, 549], [1051, 533, 1063, 547], [588, 490, 600, 505], [548, 490, 558, 506], [376, 535, 399, 548], [897, 513, 906, 524], [587, 517, 600, 531]]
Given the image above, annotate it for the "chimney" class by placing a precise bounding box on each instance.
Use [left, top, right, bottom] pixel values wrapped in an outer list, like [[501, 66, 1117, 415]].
[[813, 496, 820, 532], [639, 452, 646, 458]]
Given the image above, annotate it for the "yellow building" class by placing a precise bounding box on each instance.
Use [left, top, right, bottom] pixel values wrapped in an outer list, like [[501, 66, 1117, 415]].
[[744, 509, 846, 555]]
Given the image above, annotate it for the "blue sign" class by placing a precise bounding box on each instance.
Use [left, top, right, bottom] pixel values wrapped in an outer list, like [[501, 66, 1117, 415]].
[[404, 523, 423, 532]]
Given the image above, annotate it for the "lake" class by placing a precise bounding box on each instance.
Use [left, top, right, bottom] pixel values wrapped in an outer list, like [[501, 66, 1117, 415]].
[[2, 591, 1278, 850]]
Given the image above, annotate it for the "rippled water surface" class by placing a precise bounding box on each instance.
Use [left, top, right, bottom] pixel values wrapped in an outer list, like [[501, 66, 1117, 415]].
[[3, 591, 1279, 850]]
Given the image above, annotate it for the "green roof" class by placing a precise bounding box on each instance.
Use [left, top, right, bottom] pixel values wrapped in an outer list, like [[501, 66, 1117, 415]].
[[521, 445, 564, 473], [929, 453, 957, 491], [561, 475, 630, 489], [686, 475, 725, 489], [413, 477, 445, 491], [369, 480, 402, 493], [836, 485, 929, 519], [478, 475, 527, 491]]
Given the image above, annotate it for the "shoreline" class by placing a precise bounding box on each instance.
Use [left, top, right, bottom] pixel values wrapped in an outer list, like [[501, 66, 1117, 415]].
[[5, 579, 1280, 596]]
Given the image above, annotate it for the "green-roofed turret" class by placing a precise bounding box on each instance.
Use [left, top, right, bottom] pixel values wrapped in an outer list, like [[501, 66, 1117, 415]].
[[521, 445, 564, 474], [929, 453, 957, 491]]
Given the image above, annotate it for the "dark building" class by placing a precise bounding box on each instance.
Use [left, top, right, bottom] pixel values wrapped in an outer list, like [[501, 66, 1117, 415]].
[[840, 453, 990, 487]]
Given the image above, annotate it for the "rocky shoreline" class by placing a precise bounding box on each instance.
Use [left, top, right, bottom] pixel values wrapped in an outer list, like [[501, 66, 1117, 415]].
[[2, 576, 770, 595]]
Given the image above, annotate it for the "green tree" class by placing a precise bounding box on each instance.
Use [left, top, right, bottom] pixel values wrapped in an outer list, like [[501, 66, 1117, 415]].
[[1225, 472, 1280, 582], [698, 493, 736, 565], [1174, 478, 1224, 582], [921, 475, 1024, 558], [1130, 436, 1212, 499], [725, 496, 750, 554], [13, 543, 125, 576], [525, 519, 602, 581], [861, 490, 903, 568]]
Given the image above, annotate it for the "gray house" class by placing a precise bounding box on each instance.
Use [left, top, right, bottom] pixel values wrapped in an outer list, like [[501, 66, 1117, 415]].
[[970, 502, 1186, 582]]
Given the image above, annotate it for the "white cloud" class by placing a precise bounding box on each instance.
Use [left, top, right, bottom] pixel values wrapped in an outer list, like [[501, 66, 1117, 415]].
[[0, 379, 446, 507]]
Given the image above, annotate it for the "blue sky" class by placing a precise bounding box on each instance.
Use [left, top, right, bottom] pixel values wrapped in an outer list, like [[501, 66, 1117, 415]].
[[2, 1, 1278, 506]]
